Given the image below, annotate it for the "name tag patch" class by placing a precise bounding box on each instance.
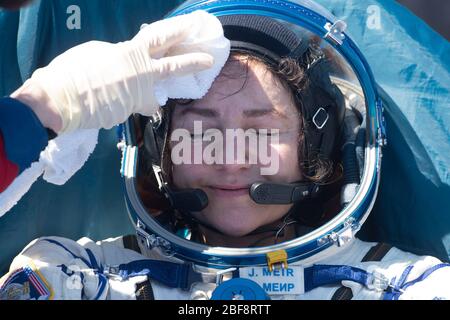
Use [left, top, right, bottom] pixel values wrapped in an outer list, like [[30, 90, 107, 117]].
[[239, 266, 304, 295]]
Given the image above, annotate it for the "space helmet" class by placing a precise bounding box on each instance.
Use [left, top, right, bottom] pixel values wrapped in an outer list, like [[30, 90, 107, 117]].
[[119, 0, 386, 269]]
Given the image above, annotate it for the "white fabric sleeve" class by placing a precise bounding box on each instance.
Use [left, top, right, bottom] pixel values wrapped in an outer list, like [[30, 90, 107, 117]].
[[342, 246, 450, 300], [395, 256, 450, 300], [0, 236, 108, 300]]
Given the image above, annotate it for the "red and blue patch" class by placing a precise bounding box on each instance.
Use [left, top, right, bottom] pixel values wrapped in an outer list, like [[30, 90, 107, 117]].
[[0, 266, 53, 300]]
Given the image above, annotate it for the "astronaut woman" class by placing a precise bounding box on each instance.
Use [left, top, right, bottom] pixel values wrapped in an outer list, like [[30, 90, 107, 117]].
[[1, 1, 449, 300]]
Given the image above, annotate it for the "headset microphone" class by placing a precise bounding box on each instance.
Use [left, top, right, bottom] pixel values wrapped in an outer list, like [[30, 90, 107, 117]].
[[249, 182, 320, 204], [170, 189, 209, 212]]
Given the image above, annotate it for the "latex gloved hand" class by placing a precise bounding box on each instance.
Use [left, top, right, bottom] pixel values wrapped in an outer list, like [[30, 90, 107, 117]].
[[29, 11, 217, 134]]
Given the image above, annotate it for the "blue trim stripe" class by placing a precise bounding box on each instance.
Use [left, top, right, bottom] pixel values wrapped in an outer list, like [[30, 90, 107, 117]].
[[44, 239, 92, 267], [384, 264, 450, 300], [396, 265, 414, 288], [401, 264, 450, 291], [43, 239, 107, 300]]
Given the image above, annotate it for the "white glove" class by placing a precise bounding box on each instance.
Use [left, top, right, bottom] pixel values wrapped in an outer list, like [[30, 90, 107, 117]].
[[29, 11, 216, 133]]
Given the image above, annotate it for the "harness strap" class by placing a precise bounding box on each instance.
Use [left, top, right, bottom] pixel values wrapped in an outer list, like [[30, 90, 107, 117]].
[[135, 279, 155, 300], [123, 235, 156, 300], [304, 265, 372, 292], [118, 236, 393, 299], [122, 234, 142, 254], [115, 235, 217, 291], [331, 242, 393, 300]]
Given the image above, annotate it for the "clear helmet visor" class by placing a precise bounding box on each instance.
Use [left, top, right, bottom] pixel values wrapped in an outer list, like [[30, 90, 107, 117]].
[[121, 0, 385, 268]]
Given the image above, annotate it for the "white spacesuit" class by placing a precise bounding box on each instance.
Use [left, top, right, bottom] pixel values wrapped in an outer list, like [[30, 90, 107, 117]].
[[1, 235, 449, 300], [1, 0, 449, 300]]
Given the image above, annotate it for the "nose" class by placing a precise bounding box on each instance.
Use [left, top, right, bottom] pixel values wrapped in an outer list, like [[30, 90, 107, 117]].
[[213, 131, 254, 173], [216, 159, 252, 174]]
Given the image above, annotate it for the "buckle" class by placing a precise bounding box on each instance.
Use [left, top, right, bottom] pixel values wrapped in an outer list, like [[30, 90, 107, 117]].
[[366, 271, 393, 292], [103, 265, 123, 281], [215, 268, 238, 285], [312, 107, 329, 130], [183, 264, 236, 291], [266, 250, 288, 272]]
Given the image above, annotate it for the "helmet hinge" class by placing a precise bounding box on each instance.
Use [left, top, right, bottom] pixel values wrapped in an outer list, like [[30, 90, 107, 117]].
[[318, 217, 360, 247], [324, 20, 347, 45], [136, 220, 173, 256]]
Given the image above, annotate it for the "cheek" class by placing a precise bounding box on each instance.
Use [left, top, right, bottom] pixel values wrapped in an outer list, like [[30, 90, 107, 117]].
[[170, 137, 211, 188], [269, 139, 302, 181], [172, 164, 208, 188]]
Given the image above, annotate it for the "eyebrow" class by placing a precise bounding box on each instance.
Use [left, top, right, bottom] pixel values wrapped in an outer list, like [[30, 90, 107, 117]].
[[243, 108, 288, 119], [180, 107, 219, 118], [179, 107, 288, 119]]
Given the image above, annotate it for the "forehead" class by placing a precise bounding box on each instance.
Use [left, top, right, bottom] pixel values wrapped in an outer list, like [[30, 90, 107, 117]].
[[172, 56, 298, 120]]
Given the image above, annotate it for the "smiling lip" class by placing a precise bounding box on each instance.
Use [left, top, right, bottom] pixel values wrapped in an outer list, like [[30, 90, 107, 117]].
[[208, 185, 250, 198]]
